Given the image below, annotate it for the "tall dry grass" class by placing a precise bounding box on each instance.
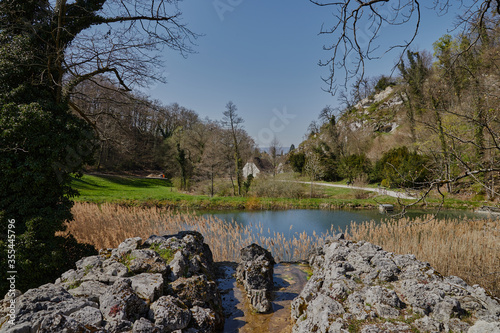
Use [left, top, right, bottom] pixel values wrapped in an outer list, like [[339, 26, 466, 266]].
[[67, 203, 499, 297], [346, 216, 500, 298], [67, 202, 332, 262]]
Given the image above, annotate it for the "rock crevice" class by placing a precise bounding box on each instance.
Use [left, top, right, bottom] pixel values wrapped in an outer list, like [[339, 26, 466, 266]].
[[0, 231, 223, 333], [291, 234, 500, 333]]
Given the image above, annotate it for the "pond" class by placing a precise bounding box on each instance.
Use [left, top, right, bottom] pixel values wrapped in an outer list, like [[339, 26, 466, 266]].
[[202, 209, 482, 240]]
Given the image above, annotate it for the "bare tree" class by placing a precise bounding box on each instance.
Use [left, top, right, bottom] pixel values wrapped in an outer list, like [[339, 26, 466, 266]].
[[222, 101, 245, 196], [198, 123, 225, 197], [311, 0, 500, 94], [0, 0, 198, 123], [318, 105, 336, 125], [304, 152, 325, 198], [269, 136, 282, 177]]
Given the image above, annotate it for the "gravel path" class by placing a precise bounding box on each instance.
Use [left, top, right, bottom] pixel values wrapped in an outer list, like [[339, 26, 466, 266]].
[[289, 181, 416, 200]]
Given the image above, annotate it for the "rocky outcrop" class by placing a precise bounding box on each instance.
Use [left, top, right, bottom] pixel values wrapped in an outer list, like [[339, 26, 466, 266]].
[[291, 234, 500, 333], [0, 231, 224, 333], [236, 243, 275, 313]]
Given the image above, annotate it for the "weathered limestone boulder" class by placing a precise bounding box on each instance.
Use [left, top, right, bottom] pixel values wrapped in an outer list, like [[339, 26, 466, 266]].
[[148, 295, 191, 331], [236, 243, 275, 313], [0, 283, 98, 332], [291, 234, 500, 333], [0, 231, 224, 333], [169, 275, 224, 330]]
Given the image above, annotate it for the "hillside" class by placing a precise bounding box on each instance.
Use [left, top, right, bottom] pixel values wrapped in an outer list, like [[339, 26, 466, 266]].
[[293, 57, 500, 201], [336, 85, 410, 161]]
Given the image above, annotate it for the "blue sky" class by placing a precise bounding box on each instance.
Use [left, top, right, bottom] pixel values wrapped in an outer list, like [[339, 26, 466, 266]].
[[145, 0, 461, 148]]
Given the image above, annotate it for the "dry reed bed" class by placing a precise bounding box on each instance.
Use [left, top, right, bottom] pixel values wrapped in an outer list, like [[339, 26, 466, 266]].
[[68, 202, 499, 297], [346, 216, 500, 298], [68, 202, 330, 262]]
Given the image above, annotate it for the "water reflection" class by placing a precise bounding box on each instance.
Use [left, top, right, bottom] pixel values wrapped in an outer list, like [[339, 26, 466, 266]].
[[202, 209, 480, 240]]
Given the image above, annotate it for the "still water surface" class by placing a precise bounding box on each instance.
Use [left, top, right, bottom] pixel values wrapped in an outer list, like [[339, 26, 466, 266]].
[[203, 209, 480, 239]]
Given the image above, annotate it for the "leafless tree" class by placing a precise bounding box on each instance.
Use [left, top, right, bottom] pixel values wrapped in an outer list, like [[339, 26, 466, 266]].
[[197, 123, 226, 197], [304, 152, 325, 198], [0, 0, 198, 127], [311, 0, 500, 94], [269, 136, 282, 177], [222, 101, 245, 196]]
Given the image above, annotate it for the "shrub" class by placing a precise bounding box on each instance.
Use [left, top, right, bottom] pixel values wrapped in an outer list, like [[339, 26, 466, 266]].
[[374, 75, 396, 92], [338, 154, 372, 183], [371, 146, 430, 188], [288, 151, 306, 173], [250, 177, 305, 198], [192, 179, 236, 197]]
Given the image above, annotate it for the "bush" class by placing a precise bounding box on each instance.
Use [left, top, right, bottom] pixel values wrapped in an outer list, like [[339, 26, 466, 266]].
[[374, 75, 396, 92], [250, 177, 305, 198], [194, 179, 235, 197], [371, 146, 430, 188], [288, 151, 306, 173], [338, 154, 372, 183]]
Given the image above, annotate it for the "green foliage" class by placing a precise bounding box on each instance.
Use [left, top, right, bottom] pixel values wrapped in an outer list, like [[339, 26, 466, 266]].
[[288, 151, 306, 173], [338, 154, 372, 183], [243, 174, 254, 195], [175, 142, 192, 190], [0, 8, 97, 293], [119, 253, 137, 273], [371, 146, 430, 188], [150, 244, 175, 264], [314, 144, 339, 182], [398, 51, 429, 100], [374, 75, 396, 92], [0, 104, 97, 293]]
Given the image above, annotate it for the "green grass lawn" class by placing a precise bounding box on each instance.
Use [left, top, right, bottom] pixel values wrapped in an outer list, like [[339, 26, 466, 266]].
[[72, 174, 196, 202], [71, 174, 389, 209], [71, 174, 480, 210]]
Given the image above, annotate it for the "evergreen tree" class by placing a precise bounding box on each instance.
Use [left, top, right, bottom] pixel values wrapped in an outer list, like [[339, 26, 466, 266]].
[[0, 31, 96, 293], [0, 0, 194, 293]]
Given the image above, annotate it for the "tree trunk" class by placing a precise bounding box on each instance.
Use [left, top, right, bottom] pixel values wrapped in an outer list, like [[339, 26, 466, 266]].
[[210, 167, 214, 198], [310, 175, 314, 198], [432, 97, 452, 193]]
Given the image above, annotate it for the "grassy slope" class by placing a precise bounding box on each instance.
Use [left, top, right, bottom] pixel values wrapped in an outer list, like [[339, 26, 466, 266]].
[[73, 174, 188, 202]]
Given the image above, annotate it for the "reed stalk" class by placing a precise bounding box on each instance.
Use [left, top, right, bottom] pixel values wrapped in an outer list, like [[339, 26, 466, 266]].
[[66, 203, 499, 297]]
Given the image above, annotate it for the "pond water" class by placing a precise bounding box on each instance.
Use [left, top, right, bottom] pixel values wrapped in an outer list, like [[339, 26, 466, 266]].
[[202, 209, 481, 239]]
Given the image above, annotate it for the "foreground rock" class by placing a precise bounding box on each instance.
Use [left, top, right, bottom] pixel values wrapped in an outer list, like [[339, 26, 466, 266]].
[[0, 231, 224, 332], [236, 243, 275, 313], [291, 234, 500, 333]]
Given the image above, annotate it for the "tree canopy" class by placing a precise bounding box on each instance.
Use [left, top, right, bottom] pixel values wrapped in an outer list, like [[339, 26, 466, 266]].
[[0, 0, 197, 293]]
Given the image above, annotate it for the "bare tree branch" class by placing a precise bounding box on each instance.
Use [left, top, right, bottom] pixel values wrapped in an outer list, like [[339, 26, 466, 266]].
[[312, 0, 500, 93]]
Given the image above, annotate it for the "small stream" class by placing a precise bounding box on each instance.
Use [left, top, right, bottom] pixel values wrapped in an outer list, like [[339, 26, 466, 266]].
[[217, 263, 309, 333], [210, 209, 487, 331]]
